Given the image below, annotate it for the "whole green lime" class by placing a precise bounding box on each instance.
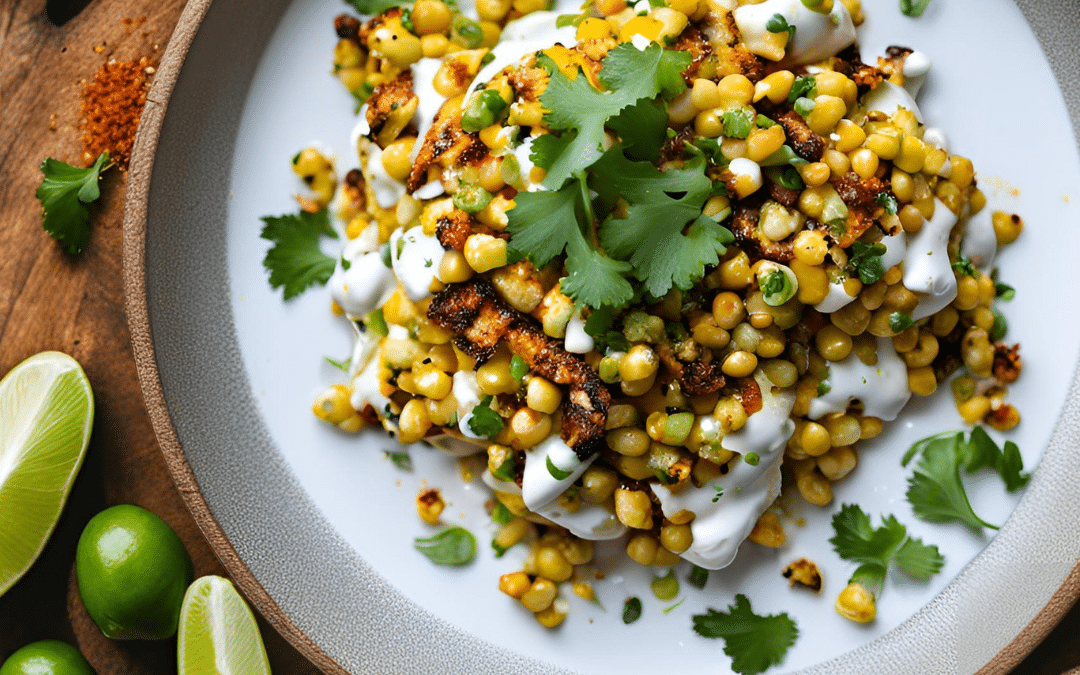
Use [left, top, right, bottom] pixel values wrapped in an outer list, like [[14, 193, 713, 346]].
[[0, 640, 94, 675], [75, 504, 194, 640]]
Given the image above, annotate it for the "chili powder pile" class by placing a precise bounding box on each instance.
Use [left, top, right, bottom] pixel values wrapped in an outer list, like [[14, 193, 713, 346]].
[[81, 56, 155, 168]]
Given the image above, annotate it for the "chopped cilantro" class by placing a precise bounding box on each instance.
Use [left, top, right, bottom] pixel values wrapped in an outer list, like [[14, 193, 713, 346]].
[[491, 540, 509, 557], [491, 501, 516, 526], [555, 12, 588, 27], [899, 0, 931, 17], [722, 109, 754, 139], [830, 504, 944, 598], [546, 455, 574, 480], [990, 306, 1008, 341], [584, 305, 630, 353], [952, 252, 978, 278], [260, 209, 338, 300], [467, 396, 505, 439], [787, 75, 816, 103], [608, 98, 668, 163], [325, 356, 351, 372], [509, 354, 528, 381], [692, 595, 798, 675], [793, 97, 816, 118], [36, 152, 112, 254], [991, 268, 1015, 301], [711, 485, 724, 502], [848, 241, 887, 285], [764, 165, 804, 190], [490, 455, 516, 482], [383, 450, 413, 471], [875, 192, 898, 215], [765, 13, 795, 38], [687, 564, 709, 589], [398, 6, 415, 32], [623, 596, 643, 624], [364, 307, 389, 337], [755, 114, 777, 129], [900, 428, 1032, 530], [888, 312, 914, 333], [413, 526, 477, 566]]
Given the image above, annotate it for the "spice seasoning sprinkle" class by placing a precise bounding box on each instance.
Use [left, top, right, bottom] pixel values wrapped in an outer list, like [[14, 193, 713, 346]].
[[80, 56, 155, 168]]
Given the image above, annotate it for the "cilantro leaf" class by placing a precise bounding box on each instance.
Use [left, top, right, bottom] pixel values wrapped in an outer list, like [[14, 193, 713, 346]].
[[538, 42, 690, 188], [904, 433, 998, 530], [560, 234, 635, 308], [875, 192, 898, 215], [998, 440, 1029, 492], [584, 305, 630, 353], [991, 269, 1015, 301], [963, 426, 1030, 492], [894, 536, 945, 580], [529, 132, 572, 171], [546, 455, 574, 480], [413, 526, 477, 566], [848, 241, 887, 285], [344, 0, 407, 15], [888, 312, 914, 333], [594, 147, 733, 298], [36, 152, 112, 254], [260, 209, 338, 300], [722, 109, 753, 139], [383, 450, 413, 471], [467, 396, 505, 439], [952, 252, 978, 278], [692, 594, 798, 675], [491, 501, 515, 525], [608, 98, 667, 163], [900, 0, 931, 17], [506, 182, 584, 269], [326, 356, 351, 372], [830, 504, 944, 598], [787, 75, 816, 103], [765, 13, 795, 37]]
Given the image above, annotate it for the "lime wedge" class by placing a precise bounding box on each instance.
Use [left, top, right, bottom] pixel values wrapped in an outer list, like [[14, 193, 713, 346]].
[[0, 351, 94, 598], [178, 576, 272, 675]]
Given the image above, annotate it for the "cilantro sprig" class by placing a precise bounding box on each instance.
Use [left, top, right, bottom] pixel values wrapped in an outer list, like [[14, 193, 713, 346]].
[[847, 241, 887, 285], [902, 427, 1030, 530], [829, 504, 944, 598], [260, 209, 338, 300], [36, 152, 113, 254], [467, 396, 505, 438], [692, 595, 798, 675], [900, 0, 931, 18]]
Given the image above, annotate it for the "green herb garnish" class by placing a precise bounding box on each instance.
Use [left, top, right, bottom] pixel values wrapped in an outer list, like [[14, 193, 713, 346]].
[[413, 527, 477, 566], [765, 13, 795, 38], [325, 356, 351, 372], [692, 595, 798, 675], [722, 109, 754, 139], [899, 0, 931, 17], [687, 564, 709, 589], [383, 450, 413, 471], [467, 396, 505, 439], [509, 354, 529, 381], [623, 596, 643, 624], [260, 208, 338, 300], [36, 152, 113, 254], [888, 312, 914, 333], [546, 455, 574, 481]]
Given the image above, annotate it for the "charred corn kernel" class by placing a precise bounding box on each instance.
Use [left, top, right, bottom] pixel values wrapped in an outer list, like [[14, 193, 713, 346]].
[[614, 488, 654, 529], [660, 522, 693, 554], [535, 546, 573, 582], [619, 15, 662, 42], [416, 488, 445, 524], [834, 119, 865, 153], [534, 604, 567, 628], [580, 466, 618, 504], [606, 427, 651, 457], [694, 109, 723, 138], [520, 578, 558, 612], [992, 211, 1023, 245], [807, 95, 847, 135], [413, 364, 453, 400], [438, 249, 475, 284], [619, 344, 659, 381], [850, 148, 879, 179], [907, 365, 937, 396], [432, 51, 486, 97], [717, 251, 753, 289], [748, 512, 785, 548], [962, 327, 994, 377], [499, 571, 531, 599], [463, 233, 507, 273], [754, 70, 795, 104], [526, 377, 561, 414], [800, 421, 832, 457], [836, 583, 876, 623], [796, 468, 833, 506], [510, 408, 551, 448], [721, 350, 758, 378], [823, 414, 861, 447], [746, 125, 787, 163], [398, 399, 433, 443], [313, 385, 353, 424], [653, 7, 688, 41], [412, 0, 452, 34], [798, 162, 831, 188], [712, 291, 747, 329]]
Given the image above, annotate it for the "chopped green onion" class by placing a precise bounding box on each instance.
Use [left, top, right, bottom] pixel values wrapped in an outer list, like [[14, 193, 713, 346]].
[[453, 183, 494, 214], [462, 89, 508, 132], [451, 15, 484, 48], [793, 96, 816, 118], [757, 264, 798, 306], [721, 109, 753, 139]]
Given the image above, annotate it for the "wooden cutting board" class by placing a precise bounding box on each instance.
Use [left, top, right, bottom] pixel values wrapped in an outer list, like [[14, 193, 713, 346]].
[[0, 0, 1075, 673]]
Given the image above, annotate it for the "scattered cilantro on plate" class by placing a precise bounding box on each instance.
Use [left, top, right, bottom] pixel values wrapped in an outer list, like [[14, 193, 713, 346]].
[[260, 209, 338, 300], [692, 594, 798, 675]]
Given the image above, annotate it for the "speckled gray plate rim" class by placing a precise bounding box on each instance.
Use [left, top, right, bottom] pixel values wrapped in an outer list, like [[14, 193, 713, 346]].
[[123, 1, 1080, 673]]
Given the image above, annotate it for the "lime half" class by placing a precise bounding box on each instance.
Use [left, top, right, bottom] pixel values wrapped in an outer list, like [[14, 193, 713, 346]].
[[0, 351, 94, 598], [178, 575, 272, 675]]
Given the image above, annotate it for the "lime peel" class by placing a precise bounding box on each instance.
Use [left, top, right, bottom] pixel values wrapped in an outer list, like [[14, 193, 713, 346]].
[[0, 351, 94, 599], [178, 575, 272, 675]]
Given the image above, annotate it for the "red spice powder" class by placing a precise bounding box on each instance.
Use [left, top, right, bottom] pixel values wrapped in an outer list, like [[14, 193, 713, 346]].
[[81, 56, 155, 168]]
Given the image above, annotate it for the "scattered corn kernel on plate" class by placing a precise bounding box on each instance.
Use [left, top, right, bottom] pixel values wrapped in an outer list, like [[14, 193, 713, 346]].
[[126, 0, 1080, 673]]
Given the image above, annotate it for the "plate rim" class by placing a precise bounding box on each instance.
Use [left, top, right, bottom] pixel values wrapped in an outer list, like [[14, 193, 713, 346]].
[[121, 1, 1080, 673]]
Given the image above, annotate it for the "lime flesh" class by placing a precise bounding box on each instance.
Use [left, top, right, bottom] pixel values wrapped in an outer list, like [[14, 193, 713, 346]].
[[178, 575, 272, 675], [0, 351, 94, 599]]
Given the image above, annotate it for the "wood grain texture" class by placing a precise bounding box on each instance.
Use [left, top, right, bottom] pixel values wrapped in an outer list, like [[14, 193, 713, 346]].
[[0, 0, 1076, 673]]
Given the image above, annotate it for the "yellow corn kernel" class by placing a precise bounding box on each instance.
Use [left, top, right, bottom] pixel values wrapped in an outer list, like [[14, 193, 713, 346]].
[[534, 604, 567, 628], [412, 363, 453, 400], [510, 408, 552, 449], [412, 0, 452, 34], [438, 249, 475, 284], [463, 233, 508, 273], [806, 95, 847, 135], [312, 385, 353, 425], [850, 148, 879, 180], [747, 512, 786, 548], [716, 74, 755, 106], [863, 131, 900, 161], [836, 583, 876, 623], [833, 119, 866, 153], [991, 211, 1023, 246], [694, 109, 723, 139], [526, 376, 562, 414], [399, 398, 433, 443], [653, 7, 688, 42], [520, 578, 558, 612], [477, 354, 519, 396], [577, 17, 612, 41], [745, 125, 786, 163], [368, 21, 423, 68], [618, 15, 662, 42], [753, 70, 795, 104], [894, 135, 927, 174], [416, 487, 445, 524], [499, 571, 532, 599]]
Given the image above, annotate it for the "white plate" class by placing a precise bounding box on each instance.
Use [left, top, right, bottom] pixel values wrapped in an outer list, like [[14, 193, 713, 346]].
[[127, 0, 1080, 673]]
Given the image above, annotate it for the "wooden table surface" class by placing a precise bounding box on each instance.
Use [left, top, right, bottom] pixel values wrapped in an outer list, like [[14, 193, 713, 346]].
[[0, 0, 1077, 673]]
